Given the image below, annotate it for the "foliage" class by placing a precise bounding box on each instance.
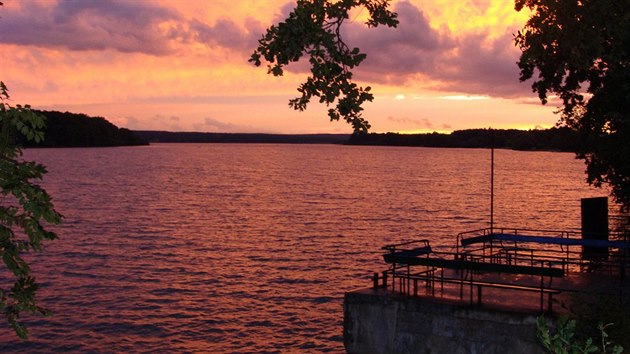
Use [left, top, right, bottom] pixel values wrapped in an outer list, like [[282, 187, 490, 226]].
[[515, 0, 630, 211], [250, 0, 398, 133], [20, 110, 148, 147], [0, 81, 62, 339], [536, 316, 623, 354], [559, 292, 630, 351]]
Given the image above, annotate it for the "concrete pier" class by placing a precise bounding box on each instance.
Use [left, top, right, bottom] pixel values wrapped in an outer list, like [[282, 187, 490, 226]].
[[343, 288, 544, 354]]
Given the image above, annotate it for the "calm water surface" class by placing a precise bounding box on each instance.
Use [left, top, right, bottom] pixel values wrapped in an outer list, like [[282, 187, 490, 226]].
[[1, 144, 605, 352]]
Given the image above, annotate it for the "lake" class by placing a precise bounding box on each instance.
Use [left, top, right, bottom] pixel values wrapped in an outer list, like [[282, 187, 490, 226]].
[[1, 144, 606, 352]]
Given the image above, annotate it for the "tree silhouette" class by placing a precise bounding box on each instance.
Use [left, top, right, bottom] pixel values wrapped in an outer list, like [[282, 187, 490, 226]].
[[515, 0, 630, 210], [250, 0, 398, 133], [0, 81, 62, 339]]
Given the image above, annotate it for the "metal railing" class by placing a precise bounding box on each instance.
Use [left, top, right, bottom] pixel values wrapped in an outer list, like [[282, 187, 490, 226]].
[[456, 227, 629, 277], [372, 227, 630, 313]]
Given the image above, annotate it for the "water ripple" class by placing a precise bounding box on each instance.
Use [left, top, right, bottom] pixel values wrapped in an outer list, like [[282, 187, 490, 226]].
[[0, 144, 605, 352]]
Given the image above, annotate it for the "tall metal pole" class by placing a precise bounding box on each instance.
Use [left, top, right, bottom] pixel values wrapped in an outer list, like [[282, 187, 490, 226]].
[[490, 128, 494, 233]]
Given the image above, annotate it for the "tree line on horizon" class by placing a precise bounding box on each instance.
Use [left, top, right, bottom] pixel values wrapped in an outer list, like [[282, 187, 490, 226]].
[[348, 127, 579, 152], [18, 109, 579, 152], [18, 110, 148, 147], [137, 126, 579, 152]]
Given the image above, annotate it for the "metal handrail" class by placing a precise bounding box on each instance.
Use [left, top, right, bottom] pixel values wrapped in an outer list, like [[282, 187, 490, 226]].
[[382, 239, 430, 252], [374, 228, 629, 312]]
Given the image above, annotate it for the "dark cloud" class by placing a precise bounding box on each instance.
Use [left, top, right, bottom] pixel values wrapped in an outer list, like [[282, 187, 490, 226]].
[[0, 0, 185, 55], [345, 1, 455, 82], [0, 0, 263, 55], [341, 1, 530, 97], [263, 1, 528, 98], [434, 31, 529, 97], [191, 17, 264, 52]]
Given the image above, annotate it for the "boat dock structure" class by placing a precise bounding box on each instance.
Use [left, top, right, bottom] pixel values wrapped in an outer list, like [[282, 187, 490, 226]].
[[344, 224, 630, 353]]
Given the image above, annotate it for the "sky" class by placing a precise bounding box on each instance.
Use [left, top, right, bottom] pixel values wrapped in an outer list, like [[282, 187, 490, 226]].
[[1, 0, 562, 134]]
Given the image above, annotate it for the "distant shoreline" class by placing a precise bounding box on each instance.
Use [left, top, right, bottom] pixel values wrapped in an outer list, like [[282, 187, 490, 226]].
[[132, 131, 350, 145], [19, 110, 579, 152], [134, 127, 579, 153]]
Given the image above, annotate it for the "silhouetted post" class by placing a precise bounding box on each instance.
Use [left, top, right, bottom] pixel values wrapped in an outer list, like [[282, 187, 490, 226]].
[[490, 128, 495, 233], [581, 197, 608, 259], [373, 272, 379, 289]]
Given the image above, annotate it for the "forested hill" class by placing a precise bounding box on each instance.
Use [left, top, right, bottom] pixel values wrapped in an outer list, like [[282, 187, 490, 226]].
[[347, 127, 580, 152], [21, 110, 148, 147]]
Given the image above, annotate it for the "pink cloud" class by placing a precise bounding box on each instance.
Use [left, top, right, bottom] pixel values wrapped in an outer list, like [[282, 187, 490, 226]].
[[344, 1, 455, 82], [340, 1, 531, 97], [0, 0, 263, 55], [0, 0, 185, 55], [190, 17, 264, 52], [1, 0, 534, 100], [387, 115, 435, 129]]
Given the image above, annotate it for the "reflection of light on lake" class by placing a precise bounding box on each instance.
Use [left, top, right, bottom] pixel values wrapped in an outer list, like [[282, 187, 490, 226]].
[[4, 144, 605, 352]]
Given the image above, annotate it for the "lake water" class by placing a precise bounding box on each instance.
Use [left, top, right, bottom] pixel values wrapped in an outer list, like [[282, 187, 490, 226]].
[[1, 144, 606, 352]]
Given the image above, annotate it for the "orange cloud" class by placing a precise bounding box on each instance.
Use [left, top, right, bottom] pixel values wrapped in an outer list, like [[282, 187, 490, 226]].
[[0, 0, 556, 133]]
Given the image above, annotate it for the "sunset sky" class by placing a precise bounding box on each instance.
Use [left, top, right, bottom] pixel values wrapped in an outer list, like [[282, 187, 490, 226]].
[[1, 0, 561, 134]]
